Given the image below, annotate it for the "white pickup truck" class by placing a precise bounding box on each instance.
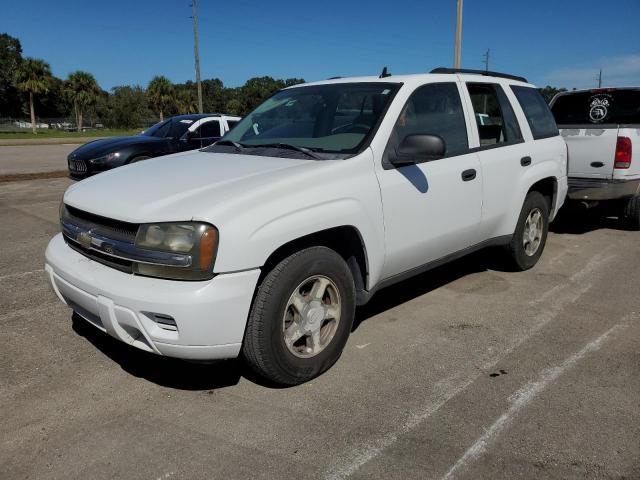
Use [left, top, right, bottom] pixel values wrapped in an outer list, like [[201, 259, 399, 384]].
[[550, 87, 640, 227], [45, 68, 567, 385]]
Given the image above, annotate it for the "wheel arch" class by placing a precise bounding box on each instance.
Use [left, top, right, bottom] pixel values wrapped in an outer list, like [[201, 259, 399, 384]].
[[259, 225, 370, 304]]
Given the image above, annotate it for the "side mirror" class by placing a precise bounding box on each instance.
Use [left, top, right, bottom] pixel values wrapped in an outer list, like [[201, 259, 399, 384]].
[[391, 134, 446, 167]]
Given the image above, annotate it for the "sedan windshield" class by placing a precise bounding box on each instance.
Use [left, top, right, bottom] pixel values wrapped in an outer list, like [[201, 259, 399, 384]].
[[141, 118, 194, 138], [217, 82, 400, 156]]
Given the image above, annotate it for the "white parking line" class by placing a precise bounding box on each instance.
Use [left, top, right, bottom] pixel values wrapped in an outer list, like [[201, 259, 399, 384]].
[[323, 252, 614, 480], [441, 318, 631, 480]]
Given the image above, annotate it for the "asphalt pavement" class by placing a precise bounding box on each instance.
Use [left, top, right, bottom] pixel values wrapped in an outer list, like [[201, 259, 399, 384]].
[[1, 177, 638, 480]]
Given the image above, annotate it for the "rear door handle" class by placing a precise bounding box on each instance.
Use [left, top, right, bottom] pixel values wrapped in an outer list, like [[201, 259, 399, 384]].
[[590, 161, 605, 168], [520, 156, 532, 166], [461, 169, 477, 182]]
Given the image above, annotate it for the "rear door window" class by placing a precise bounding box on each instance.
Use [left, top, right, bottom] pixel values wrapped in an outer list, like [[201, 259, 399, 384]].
[[551, 89, 640, 126], [511, 86, 559, 139], [467, 83, 523, 146]]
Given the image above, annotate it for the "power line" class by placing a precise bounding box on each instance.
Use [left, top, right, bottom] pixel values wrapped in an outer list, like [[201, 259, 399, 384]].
[[482, 49, 490, 72]]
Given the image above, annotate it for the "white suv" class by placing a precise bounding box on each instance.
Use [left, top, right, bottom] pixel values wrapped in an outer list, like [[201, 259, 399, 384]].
[[45, 68, 568, 385]]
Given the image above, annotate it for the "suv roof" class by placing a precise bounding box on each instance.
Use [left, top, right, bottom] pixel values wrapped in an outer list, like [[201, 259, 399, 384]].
[[297, 69, 533, 88]]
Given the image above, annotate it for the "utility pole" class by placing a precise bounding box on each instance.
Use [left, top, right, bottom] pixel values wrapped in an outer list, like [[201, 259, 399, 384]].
[[482, 49, 490, 72], [597, 68, 602, 88], [191, 0, 203, 113], [453, 0, 463, 68]]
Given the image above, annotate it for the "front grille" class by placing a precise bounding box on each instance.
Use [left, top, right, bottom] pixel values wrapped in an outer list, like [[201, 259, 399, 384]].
[[64, 205, 139, 243], [68, 158, 87, 173], [65, 236, 134, 273]]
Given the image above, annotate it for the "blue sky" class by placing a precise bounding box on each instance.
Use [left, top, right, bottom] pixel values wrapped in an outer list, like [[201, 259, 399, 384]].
[[3, 0, 639, 91]]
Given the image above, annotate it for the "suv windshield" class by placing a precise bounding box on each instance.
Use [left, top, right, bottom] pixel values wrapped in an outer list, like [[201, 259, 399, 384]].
[[551, 89, 640, 126], [142, 118, 195, 138], [216, 82, 400, 157]]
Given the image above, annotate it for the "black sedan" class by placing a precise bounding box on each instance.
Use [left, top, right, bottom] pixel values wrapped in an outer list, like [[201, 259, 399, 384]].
[[67, 114, 240, 179]]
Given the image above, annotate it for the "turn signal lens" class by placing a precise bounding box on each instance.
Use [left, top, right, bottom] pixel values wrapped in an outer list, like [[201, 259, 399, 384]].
[[199, 227, 218, 271]]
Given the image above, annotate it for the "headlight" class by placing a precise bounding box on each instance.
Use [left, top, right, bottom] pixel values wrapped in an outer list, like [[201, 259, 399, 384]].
[[134, 222, 218, 280], [90, 152, 120, 164]]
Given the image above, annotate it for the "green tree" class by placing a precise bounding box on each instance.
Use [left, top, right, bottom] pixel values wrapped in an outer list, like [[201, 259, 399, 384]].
[[539, 86, 567, 104], [13, 58, 53, 134], [0, 33, 23, 116], [100, 85, 152, 129], [147, 75, 175, 121], [64, 71, 102, 131]]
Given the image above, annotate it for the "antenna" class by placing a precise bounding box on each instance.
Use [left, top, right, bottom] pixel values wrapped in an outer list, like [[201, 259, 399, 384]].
[[379, 67, 391, 78]]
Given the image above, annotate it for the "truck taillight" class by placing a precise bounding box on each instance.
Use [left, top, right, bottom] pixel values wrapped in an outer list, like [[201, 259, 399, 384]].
[[614, 136, 632, 169]]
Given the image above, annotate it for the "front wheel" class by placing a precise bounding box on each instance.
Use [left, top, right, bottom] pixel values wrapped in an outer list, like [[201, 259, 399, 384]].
[[242, 246, 355, 386], [506, 191, 550, 271]]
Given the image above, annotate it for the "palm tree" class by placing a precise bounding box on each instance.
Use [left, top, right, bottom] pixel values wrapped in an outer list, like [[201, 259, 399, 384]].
[[147, 76, 175, 121], [63, 71, 101, 132], [13, 58, 53, 134], [176, 89, 198, 114]]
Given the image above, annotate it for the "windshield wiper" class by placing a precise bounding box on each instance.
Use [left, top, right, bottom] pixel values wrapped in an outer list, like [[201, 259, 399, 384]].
[[214, 139, 246, 150], [249, 143, 322, 159]]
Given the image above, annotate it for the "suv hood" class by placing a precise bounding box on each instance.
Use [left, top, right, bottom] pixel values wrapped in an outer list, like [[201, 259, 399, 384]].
[[63, 150, 318, 223], [71, 135, 167, 159]]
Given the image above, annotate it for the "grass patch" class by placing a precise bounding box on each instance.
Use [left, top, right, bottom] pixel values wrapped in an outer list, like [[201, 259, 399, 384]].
[[0, 129, 141, 140]]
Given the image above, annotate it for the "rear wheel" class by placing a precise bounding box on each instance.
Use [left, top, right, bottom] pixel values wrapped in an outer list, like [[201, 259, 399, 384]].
[[506, 191, 550, 271], [242, 246, 355, 386], [622, 195, 640, 230]]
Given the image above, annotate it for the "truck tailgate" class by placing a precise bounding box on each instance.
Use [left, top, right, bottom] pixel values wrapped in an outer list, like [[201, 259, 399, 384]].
[[560, 127, 618, 179]]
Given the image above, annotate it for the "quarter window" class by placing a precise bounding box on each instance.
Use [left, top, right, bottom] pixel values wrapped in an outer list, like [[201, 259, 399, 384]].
[[511, 86, 559, 139], [388, 83, 469, 157], [467, 83, 522, 146]]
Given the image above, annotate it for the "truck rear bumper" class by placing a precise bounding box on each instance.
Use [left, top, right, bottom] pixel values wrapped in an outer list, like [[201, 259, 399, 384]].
[[567, 177, 640, 201]]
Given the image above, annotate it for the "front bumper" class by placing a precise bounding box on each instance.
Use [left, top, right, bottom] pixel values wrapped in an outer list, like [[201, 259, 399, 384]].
[[45, 233, 260, 360], [567, 177, 640, 201]]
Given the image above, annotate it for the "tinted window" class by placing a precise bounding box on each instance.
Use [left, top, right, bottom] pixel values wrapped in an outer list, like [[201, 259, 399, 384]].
[[391, 82, 468, 156], [511, 86, 559, 139], [198, 120, 221, 138], [551, 89, 640, 126], [226, 120, 239, 130], [168, 119, 195, 138], [142, 120, 171, 137], [467, 83, 522, 146]]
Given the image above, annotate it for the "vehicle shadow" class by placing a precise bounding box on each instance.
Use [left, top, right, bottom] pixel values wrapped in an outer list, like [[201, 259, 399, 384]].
[[71, 312, 255, 391], [550, 205, 636, 235], [353, 247, 512, 331], [70, 247, 516, 390]]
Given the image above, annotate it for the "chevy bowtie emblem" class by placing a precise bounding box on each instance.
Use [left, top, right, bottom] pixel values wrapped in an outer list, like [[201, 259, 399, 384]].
[[77, 231, 93, 249]]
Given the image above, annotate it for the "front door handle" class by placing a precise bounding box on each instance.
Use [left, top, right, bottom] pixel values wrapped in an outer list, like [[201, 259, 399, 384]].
[[461, 169, 477, 182], [521, 156, 532, 166]]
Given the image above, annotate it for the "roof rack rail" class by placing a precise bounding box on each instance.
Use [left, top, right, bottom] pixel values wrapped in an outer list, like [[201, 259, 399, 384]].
[[327, 76, 343, 80], [430, 67, 527, 83]]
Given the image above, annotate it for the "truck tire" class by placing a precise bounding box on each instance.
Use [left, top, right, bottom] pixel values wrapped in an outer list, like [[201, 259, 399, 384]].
[[506, 191, 549, 271], [242, 246, 356, 386], [622, 195, 640, 230]]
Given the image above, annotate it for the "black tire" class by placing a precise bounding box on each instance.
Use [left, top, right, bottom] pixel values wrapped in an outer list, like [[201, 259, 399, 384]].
[[622, 195, 640, 230], [506, 191, 550, 271], [129, 155, 151, 163], [242, 246, 355, 386]]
